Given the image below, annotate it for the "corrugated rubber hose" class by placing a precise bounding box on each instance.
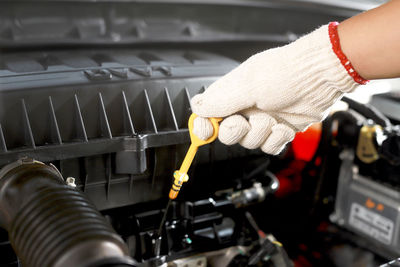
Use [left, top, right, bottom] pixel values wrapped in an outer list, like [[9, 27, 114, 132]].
[[0, 158, 136, 267]]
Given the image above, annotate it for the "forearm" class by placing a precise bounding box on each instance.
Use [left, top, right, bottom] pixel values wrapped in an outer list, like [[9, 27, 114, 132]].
[[338, 0, 400, 80]]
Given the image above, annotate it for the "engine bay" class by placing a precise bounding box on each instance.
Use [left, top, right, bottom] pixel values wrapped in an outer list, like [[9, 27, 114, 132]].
[[0, 1, 398, 266]]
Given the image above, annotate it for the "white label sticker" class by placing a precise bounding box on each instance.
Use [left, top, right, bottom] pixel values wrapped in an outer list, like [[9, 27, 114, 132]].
[[349, 203, 394, 245]]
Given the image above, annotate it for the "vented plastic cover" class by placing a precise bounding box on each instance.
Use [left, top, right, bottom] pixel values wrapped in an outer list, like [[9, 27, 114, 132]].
[[0, 49, 238, 161]]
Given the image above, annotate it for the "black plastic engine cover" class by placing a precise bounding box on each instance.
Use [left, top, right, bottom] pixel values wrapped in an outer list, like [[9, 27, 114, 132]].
[[0, 49, 246, 210]]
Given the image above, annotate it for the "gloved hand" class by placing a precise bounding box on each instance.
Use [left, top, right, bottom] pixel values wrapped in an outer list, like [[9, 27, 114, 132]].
[[191, 23, 365, 155]]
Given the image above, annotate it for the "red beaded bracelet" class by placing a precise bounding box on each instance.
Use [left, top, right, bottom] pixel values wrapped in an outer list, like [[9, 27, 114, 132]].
[[328, 21, 369, 85]]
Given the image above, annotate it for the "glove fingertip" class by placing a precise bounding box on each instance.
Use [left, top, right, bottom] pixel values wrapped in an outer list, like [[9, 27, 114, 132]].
[[191, 94, 228, 117], [190, 94, 208, 117], [261, 124, 296, 155], [191, 89, 251, 118], [193, 117, 214, 140], [218, 115, 250, 145]]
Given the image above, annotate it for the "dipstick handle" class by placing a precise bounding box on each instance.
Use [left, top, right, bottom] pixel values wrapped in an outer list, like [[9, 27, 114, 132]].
[[178, 144, 199, 175], [168, 114, 221, 200]]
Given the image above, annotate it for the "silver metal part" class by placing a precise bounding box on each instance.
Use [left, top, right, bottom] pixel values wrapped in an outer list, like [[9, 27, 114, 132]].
[[165, 240, 291, 267], [167, 256, 207, 267], [66, 177, 77, 188], [165, 246, 250, 267], [207, 246, 250, 267], [333, 149, 400, 256], [230, 182, 267, 208]]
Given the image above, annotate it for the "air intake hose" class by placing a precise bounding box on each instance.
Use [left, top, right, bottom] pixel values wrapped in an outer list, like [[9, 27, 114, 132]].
[[0, 158, 135, 267]]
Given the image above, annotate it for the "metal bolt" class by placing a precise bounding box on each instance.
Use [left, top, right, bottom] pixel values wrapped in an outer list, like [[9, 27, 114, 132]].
[[66, 177, 76, 188], [329, 213, 338, 223], [352, 165, 359, 174]]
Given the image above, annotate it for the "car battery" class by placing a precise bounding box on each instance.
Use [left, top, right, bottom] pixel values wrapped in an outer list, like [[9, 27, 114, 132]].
[[333, 150, 400, 257]]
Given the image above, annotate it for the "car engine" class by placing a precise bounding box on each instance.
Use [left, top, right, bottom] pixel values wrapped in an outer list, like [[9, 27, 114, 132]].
[[1, 1, 398, 267]]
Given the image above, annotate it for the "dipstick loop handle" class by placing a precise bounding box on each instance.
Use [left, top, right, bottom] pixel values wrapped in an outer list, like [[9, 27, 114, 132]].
[[169, 114, 221, 199]]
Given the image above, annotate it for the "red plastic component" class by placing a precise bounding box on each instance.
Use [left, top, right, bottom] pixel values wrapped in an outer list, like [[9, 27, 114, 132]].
[[292, 123, 322, 162]]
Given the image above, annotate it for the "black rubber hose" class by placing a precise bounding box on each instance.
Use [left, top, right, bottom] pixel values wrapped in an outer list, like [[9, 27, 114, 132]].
[[0, 159, 135, 267], [342, 96, 391, 128]]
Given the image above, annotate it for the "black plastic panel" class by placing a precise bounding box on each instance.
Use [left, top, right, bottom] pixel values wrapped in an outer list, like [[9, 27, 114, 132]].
[[0, 49, 245, 210], [0, 0, 374, 48], [0, 50, 237, 161]]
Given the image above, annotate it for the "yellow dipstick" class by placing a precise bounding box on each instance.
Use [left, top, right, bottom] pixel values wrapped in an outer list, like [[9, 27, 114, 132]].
[[169, 113, 222, 199]]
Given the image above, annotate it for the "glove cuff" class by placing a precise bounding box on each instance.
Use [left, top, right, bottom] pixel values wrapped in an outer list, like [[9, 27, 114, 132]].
[[328, 21, 369, 85], [285, 23, 365, 93]]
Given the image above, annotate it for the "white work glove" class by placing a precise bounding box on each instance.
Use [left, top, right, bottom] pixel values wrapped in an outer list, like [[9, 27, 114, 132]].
[[191, 24, 361, 155]]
